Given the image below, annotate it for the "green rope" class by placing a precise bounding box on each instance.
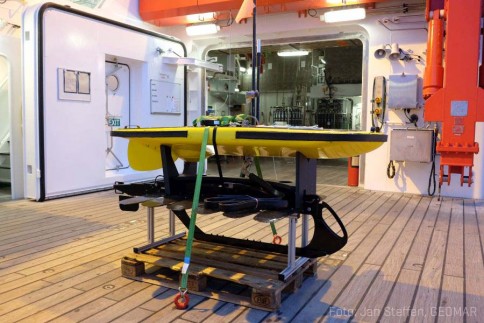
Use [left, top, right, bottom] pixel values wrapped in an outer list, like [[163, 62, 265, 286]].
[[180, 127, 210, 291]]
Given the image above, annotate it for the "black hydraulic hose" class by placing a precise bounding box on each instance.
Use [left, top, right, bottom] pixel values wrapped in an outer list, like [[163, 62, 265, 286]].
[[428, 160, 436, 196], [380, 77, 387, 130], [428, 129, 437, 196]]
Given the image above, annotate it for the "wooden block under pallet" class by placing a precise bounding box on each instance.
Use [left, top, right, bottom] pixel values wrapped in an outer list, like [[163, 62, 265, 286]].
[[183, 273, 207, 292], [304, 260, 319, 276], [283, 271, 303, 293], [251, 288, 281, 309], [120, 239, 317, 311], [121, 257, 145, 278]]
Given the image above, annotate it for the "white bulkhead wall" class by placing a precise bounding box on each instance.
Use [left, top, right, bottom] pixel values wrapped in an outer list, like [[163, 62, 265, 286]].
[[158, 3, 484, 199], [1, 0, 163, 200], [22, 3, 186, 200]]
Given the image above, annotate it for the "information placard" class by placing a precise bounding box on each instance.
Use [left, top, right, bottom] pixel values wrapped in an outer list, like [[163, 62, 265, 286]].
[[150, 79, 181, 114]]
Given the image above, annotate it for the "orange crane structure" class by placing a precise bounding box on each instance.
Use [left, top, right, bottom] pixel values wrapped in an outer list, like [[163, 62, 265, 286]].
[[423, 0, 484, 187]]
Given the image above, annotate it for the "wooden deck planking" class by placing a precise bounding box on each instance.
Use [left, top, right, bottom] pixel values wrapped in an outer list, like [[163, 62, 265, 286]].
[[438, 275, 465, 323], [379, 268, 421, 323], [402, 195, 441, 271], [443, 199, 464, 278], [474, 199, 484, 265], [0, 187, 482, 322], [284, 206, 400, 321], [15, 277, 133, 323], [80, 284, 164, 323], [259, 191, 396, 322], [321, 195, 425, 322], [377, 196, 447, 323], [351, 196, 431, 323], [463, 199, 484, 323], [408, 197, 452, 323]]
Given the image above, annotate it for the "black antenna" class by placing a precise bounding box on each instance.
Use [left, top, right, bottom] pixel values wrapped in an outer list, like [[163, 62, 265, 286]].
[[251, 0, 257, 120]]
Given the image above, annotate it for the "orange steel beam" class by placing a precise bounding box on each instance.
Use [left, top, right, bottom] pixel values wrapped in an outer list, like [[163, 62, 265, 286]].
[[424, 0, 484, 186], [139, 0, 387, 26]]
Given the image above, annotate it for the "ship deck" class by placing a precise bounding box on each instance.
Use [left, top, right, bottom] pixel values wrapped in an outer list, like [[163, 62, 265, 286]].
[[0, 158, 482, 322]]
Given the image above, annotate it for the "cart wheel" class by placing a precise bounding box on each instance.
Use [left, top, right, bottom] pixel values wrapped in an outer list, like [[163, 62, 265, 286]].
[[272, 235, 282, 245], [174, 292, 190, 310]]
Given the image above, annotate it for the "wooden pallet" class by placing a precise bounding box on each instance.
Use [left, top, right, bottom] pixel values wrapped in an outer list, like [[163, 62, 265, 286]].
[[121, 238, 317, 311]]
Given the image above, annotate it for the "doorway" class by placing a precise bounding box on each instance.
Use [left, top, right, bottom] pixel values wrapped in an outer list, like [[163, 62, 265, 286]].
[[205, 39, 363, 186], [0, 55, 11, 201], [105, 60, 131, 173]]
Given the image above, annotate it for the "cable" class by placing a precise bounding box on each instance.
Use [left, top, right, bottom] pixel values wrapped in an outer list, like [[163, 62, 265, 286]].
[[403, 109, 418, 127], [428, 158, 436, 196], [427, 128, 437, 196], [220, 11, 234, 28], [245, 115, 259, 125], [387, 160, 396, 179], [371, 77, 386, 132]]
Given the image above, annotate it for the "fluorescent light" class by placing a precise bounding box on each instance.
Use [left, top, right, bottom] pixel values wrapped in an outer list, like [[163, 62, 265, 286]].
[[186, 23, 220, 36], [277, 50, 309, 57], [321, 8, 366, 23], [239, 66, 247, 72]]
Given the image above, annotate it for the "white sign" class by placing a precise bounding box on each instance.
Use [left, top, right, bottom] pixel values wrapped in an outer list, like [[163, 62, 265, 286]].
[[150, 79, 181, 114]]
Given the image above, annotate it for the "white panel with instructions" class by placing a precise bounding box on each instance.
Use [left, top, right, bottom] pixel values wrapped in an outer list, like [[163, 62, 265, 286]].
[[150, 79, 181, 114]]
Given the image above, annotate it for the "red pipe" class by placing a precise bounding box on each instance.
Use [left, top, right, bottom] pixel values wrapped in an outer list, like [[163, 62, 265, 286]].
[[347, 157, 359, 187], [423, 9, 444, 99]]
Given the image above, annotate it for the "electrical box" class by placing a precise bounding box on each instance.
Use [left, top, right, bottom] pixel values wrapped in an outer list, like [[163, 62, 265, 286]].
[[390, 129, 434, 162], [388, 74, 419, 109]]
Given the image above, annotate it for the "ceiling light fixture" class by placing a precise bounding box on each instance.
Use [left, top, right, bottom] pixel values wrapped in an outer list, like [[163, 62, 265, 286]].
[[186, 23, 220, 36], [277, 50, 310, 57], [186, 12, 216, 23], [321, 8, 366, 23]]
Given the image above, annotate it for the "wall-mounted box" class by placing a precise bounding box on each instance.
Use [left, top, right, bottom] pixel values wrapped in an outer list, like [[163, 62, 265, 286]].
[[388, 74, 418, 109], [390, 129, 434, 162]]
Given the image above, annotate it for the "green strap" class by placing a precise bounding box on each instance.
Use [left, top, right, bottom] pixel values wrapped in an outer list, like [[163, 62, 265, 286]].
[[254, 156, 263, 179], [180, 127, 210, 290], [270, 221, 277, 235]]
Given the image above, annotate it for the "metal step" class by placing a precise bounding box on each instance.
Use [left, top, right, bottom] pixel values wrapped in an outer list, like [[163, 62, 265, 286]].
[[0, 153, 11, 169]]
